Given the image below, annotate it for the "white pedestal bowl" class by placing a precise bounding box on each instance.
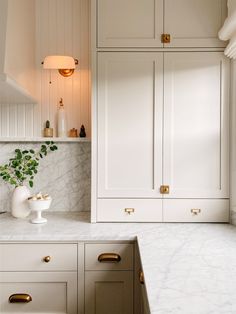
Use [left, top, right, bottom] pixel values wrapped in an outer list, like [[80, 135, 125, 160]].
[[28, 198, 52, 224]]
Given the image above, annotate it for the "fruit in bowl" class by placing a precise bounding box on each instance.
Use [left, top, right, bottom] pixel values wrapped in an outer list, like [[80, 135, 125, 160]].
[[28, 192, 52, 224]]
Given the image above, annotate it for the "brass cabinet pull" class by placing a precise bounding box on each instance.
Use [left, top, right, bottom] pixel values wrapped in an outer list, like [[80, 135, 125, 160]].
[[161, 33, 171, 43], [160, 185, 170, 194], [9, 294, 32, 303], [191, 208, 201, 215], [139, 270, 144, 285], [98, 253, 121, 263], [43, 256, 51, 263], [125, 208, 135, 215]]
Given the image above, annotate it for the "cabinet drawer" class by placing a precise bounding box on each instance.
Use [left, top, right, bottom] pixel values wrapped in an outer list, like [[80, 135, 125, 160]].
[[0, 272, 77, 314], [0, 243, 77, 271], [163, 199, 229, 222], [85, 243, 133, 271], [97, 199, 162, 222]]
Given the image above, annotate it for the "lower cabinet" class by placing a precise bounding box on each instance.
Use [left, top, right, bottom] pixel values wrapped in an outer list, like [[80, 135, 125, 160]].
[[0, 272, 77, 314], [85, 271, 133, 314], [84, 242, 134, 314], [0, 241, 142, 314]]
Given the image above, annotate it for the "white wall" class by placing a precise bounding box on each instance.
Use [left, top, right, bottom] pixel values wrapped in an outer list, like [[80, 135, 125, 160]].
[[0, 0, 91, 138]]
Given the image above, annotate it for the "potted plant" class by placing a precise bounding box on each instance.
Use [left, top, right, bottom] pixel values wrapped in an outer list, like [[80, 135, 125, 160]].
[[0, 141, 58, 218]]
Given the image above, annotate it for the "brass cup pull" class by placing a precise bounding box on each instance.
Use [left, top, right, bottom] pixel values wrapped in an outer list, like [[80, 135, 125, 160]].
[[191, 208, 201, 216], [98, 253, 121, 263], [43, 256, 51, 263], [139, 270, 144, 285], [9, 294, 32, 303], [125, 208, 135, 215]]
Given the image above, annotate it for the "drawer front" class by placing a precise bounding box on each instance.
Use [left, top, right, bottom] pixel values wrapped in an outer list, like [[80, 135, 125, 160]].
[[97, 199, 162, 222], [163, 199, 229, 222], [85, 243, 134, 271], [0, 244, 77, 271], [0, 272, 77, 314]]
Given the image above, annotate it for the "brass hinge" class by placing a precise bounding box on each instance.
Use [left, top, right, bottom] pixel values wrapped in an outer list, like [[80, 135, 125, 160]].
[[161, 34, 170, 44], [160, 185, 170, 194]]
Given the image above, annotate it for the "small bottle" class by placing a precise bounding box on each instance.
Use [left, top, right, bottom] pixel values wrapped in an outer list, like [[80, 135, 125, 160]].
[[57, 98, 67, 137]]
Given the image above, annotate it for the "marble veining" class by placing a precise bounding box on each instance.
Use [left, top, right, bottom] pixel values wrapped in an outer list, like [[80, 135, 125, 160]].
[[0, 142, 91, 212], [0, 212, 236, 314]]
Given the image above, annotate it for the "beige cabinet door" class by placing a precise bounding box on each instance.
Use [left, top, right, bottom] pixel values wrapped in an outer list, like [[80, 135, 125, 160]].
[[0, 272, 77, 314], [164, 0, 227, 47], [85, 271, 133, 314], [97, 0, 163, 47], [163, 52, 229, 199], [97, 52, 163, 199]]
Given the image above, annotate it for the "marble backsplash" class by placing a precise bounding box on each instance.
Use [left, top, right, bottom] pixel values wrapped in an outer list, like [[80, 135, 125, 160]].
[[0, 142, 91, 212]]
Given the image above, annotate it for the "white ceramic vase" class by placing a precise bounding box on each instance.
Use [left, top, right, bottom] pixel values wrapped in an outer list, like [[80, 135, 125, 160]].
[[11, 186, 31, 218]]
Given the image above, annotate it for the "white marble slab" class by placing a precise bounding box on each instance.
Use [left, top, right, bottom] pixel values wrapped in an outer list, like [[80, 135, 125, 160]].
[[0, 212, 236, 314]]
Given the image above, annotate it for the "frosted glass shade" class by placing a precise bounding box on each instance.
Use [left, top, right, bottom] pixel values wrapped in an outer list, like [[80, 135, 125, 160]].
[[43, 55, 76, 69]]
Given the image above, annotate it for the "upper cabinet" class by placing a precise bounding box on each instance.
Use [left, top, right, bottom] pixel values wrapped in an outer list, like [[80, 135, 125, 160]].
[[97, 0, 163, 47], [164, 0, 227, 47], [0, 0, 37, 104], [96, 0, 227, 48]]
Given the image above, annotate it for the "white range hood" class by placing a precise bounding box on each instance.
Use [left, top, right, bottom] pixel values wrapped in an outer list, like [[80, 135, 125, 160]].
[[0, 0, 37, 104]]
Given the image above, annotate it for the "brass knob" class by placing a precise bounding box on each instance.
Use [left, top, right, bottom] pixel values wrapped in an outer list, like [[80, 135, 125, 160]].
[[161, 33, 171, 43], [125, 208, 135, 215], [160, 185, 170, 194], [191, 208, 201, 216], [98, 253, 121, 263], [9, 294, 32, 303], [43, 256, 51, 263], [139, 270, 144, 285]]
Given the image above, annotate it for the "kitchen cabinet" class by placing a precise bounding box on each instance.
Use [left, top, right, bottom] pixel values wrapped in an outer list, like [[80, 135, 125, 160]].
[[85, 271, 133, 314], [95, 51, 229, 222], [84, 243, 134, 314], [96, 0, 227, 48], [0, 243, 77, 314]]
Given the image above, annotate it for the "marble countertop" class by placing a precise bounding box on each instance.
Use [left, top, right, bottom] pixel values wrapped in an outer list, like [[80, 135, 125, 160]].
[[1, 212, 236, 314]]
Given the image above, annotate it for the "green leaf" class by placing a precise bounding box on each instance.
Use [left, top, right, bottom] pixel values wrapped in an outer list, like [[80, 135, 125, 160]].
[[45, 141, 50, 145], [29, 180, 33, 188], [30, 149, 35, 154]]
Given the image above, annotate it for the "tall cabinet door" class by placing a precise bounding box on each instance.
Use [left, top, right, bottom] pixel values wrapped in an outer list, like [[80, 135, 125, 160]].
[[163, 52, 229, 199], [97, 0, 163, 47], [97, 52, 163, 198], [164, 0, 227, 48]]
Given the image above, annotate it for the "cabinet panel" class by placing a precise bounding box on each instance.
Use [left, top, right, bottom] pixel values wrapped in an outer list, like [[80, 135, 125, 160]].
[[164, 0, 227, 47], [0, 272, 77, 314], [97, 52, 163, 198], [163, 52, 229, 198], [0, 243, 77, 271], [85, 271, 133, 314], [97, 199, 162, 222], [163, 199, 229, 222], [97, 0, 163, 47]]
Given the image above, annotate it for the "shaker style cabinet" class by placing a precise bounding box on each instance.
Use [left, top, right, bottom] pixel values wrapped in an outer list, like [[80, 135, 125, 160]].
[[95, 51, 229, 222], [96, 0, 227, 48], [0, 243, 77, 314], [84, 243, 134, 314]]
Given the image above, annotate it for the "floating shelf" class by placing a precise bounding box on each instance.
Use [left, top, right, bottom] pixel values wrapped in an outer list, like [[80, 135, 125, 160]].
[[0, 137, 91, 143]]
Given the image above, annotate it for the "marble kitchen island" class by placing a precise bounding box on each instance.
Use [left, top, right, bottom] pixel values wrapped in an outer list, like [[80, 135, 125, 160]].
[[0, 212, 236, 314]]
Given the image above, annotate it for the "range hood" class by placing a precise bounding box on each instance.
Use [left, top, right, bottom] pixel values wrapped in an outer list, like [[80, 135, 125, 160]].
[[0, 0, 37, 104]]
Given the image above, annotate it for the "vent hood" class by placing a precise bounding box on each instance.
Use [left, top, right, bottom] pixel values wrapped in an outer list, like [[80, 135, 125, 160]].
[[0, 0, 37, 104]]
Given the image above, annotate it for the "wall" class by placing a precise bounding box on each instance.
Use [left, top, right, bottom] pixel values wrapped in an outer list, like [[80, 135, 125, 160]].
[[0, 0, 90, 137], [0, 0, 91, 212], [0, 142, 91, 212]]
